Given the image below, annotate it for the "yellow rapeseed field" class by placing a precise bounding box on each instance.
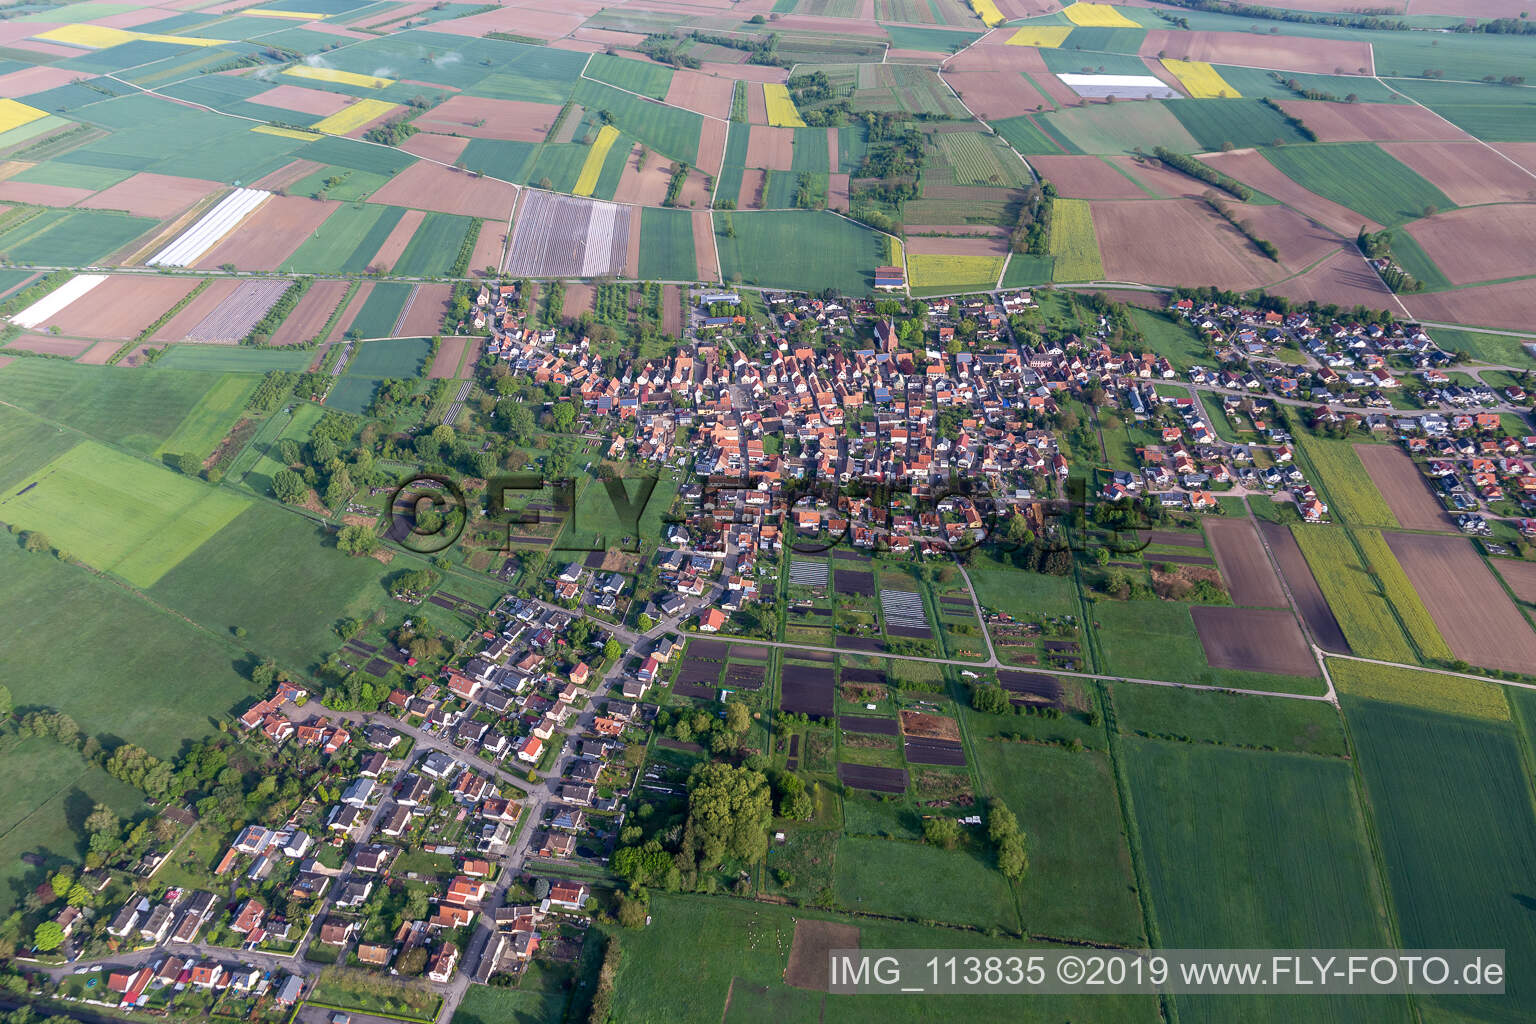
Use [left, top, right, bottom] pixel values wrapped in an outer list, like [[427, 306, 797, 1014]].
[[968, 0, 1005, 27], [1006, 26, 1073, 48], [909, 254, 1005, 290], [1061, 2, 1138, 27], [284, 65, 395, 89], [574, 124, 621, 197], [0, 99, 47, 136], [1162, 58, 1241, 98], [252, 125, 321, 141], [763, 84, 806, 128], [246, 8, 326, 18], [310, 99, 399, 136], [40, 24, 228, 47]]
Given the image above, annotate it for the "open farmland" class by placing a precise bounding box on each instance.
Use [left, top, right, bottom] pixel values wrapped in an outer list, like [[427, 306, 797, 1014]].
[[1291, 525, 1419, 664], [1329, 659, 1510, 722], [1202, 518, 1285, 607], [1295, 434, 1396, 527], [1353, 443, 1453, 532], [714, 211, 884, 295], [153, 373, 259, 464], [27, 274, 200, 341], [506, 192, 630, 278], [184, 279, 293, 344], [1261, 144, 1455, 228], [1047, 198, 1104, 282], [1190, 607, 1316, 677]]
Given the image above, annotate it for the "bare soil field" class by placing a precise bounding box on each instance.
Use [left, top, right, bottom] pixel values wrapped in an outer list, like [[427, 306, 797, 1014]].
[[1238, 202, 1345, 270], [1255, 518, 1350, 653], [1269, 244, 1397, 310], [1404, 204, 1536, 286], [745, 126, 796, 171], [564, 282, 596, 319], [676, 168, 712, 209], [428, 335, 469, 379], [1093, 198, 1281, 290], [1405, 0, 1528, 15], [702, 62, 786, 85], [746, 83, 768, 123], [75, 341, 119, 365], [253, 159, 323, 193], [905, 232, 1008, 256], [270, 278, 349, 347], [1031, 155, 1148, 200], [1003, 45, 1080, 108], [662, 284, 681, 335], [1111, 155, 1208, 199], [570, 27, 649, 49], [186, 278, 293, 344], [395, 282, 453, 338], [5, 334, 93, 357], [738, 168, 766, 209], [150, 279, 241, 343], [614, 147, 673, 205], [1402, 278, 1536, 332], [1353, 444, 1453, 532], [1384, 531, 1536, 675], [0, 64, 83, 97], [400, 132, 469, 163], [0, 181, 91, 206], [1191, 606, 1317, 676], [1203, 149, 1378, 236], [196, 196, 338, 271], [1495, 559, 1536, 606], [1141, 30, 1371, 75], [1382, 142, 1536, 206], [34, 274, 201, 340], [696, 117, 728, 176], [1277, 101, 1468, 143], [327, 281, 372, 342], [250, 84, 353, 117], [665, 70, 734, 119], [1204, 517, 1287, 608], [785, 919, 860, 991], [943, 70, 1051, 119], [899, 710, 961, 741], [692, 211, 719, 281], [1494, 143, 1536, 176], [827, 172, 850, 212], [413, 95, 561, 142], [369, 162, 516, 220], [369, 208, 425, 273], [467, 219, 505, 277], [623, 214, 642, 278], [77, 172, 222, 220]]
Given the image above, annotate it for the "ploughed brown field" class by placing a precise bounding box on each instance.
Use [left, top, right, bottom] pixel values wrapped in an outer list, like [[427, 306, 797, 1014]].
[[1203, 518, 1287, 608], [1495, 559, 1536, 606], [427, 335, 472, 379], [5, 334, 94, 357], [745, 126, 795, 171], [943, 70, 1050, 120], [1191, 606, 1317, 677], [1278, 100, 1468, 143], [412, 95, 561, 142], [269, 278, 349, 347], [195, 195, 338, 271], [395, 283, 453, 338], [1093, 198, 1296, 291], [75, 341, 119, 365], [662, 70, 734, 119], [785, 919, 860, 992], [1384, 532, 1536, 675], [1404, 204, 1536, 286], [1269, 245, 1396, 310], [150, 278, 240, 343], [1255, 519, 1350, 653], [1140, 30, 1372, 75], [1353, 443, 1454, 532], [34, 274, 200, 340], [1402, 277, 1536, 332], [369, 209, 425, 274], [1203, 149, 1378, 236], [1382, 142, 1536, 206], [250, 83, 352, 116], [692, 211, 719, 281], [400, 132, 469, 163], [1029, 155, 1149, 200], [76, 172, 220, 220], [695, 118, 727, 176], [368, 162, 516, 220]]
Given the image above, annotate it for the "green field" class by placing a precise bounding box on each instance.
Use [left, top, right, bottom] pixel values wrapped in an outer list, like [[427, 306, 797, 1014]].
[[324, 375, 380, 415], [1048, 198, 1104, 281], [879, 24, 983, 54], [834, 834, 1020, 932], [1386, 226, 1451, 290], [0, 441, 248, 588], [1262, 143, 1455, 228], [585, 52, 674, 100], [1110, 683, 1348, 757], [349, 281, 414, 338], [572, 78, 702, 164], [714, 210, 885, 294], [1293, 433, 1397, 527], [153, 373, 259, 462], [790, 126, 830, 174], [990, 115, 1060, 156], [392, 212, 475, 277], [1000, 253, 1054, 286], [966, 551, 1080, 619], [347, 336, 432, 377], [559, 472, 679, 553], [933, 131, 1029, 187], [973, 740, 1145, 944], [0, 361, 227, 456], [457, 138, 538, 182], [1346, 699, 1536, 1019], [0, 403, 85, 494], [0, 208, 155, 264], [1124, 737, 1403, 1024], [1328, 658, 1510, 721], [1165, 97, 1311, 151], [281, 203, 406, 275], [1389, 78, 1536, 143], [1040, 101, 1198, 155], [638, 207, 697, 282], [607, 894, 1159, 1023], [1128, 308, 1207, 370], [1426, 326, 1536, 368], [1198, 67, 1403, 104], [151, 346, 316, 372], [1292, 525, 1418, 664]]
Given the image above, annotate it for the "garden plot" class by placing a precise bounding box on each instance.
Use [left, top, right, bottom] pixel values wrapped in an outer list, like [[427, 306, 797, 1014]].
[[183, 278, 292, 344], [504, 191, 630, 277], [780, 663, 836, 718], [879, 588, 930, 637], [841, 715, 899, 735], [998, 669, 1064, 708], [834, 568, 874, 596], [789, 559, 829, 587], [837, 762, 907, 793], [723, 663, 765, 690]]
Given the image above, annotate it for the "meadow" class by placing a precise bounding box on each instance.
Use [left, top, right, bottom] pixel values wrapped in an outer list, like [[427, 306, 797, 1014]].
[[1328, 658, 1509, 722], [0, 403, 81, 493], [0, 361, 224, 456], [1345, 699, 1536, 1019], [907, 254, 1003, 293], [714, 211, 885, 295], [1110, 682, 1347, 757], [281, 203, 407, 275], [638, 207, 696, 282], [393, 213, 476, 278], [833, 834, 1019, 932], [1048, 198, 1104, 282], [1425, 326, 1536, 369], [347, 336, 432, 378], [1128, 308, 1208, 370], [1124, 738, 1404, 1024], [973, 740, 1145, 945], [586, 52, 674, 100], [153, 373, 259, 462], [1262, 143, 1456, 228], [572, 79, 703, 164], [1291, 525, 1418, 664], [989, 115, 1060, 156], [1166, 98, 1308, 151], [1293, 433, 1397, 527], [0, 441, 249, 588], [0, 208, 155, 265], [965, 550, 1080, 619], [151, 347, 316, 372]]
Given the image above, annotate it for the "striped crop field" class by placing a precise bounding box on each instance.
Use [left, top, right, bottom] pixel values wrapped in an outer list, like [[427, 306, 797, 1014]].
[[1162, 59, 1241, 99], [311, 99, 399, 136], [1292, 525, 1418, 664], [1048, 198, 1104, 281], [1352, 530, 1455, 662], [1007, 26, 1072, 47], [1062, 2, 1138, 27], [763, 84, 807, 127], [284, 65, 394, 89], [574, 125, 621, 197]]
